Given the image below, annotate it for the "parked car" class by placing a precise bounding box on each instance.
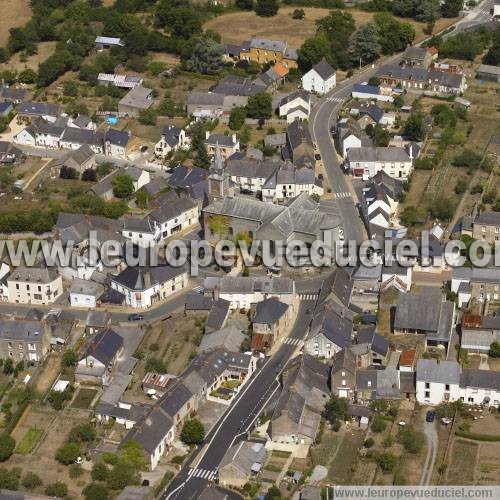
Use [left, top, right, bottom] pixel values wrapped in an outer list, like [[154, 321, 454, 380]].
[[128, 313, 144, 321], [426, 410, 436, 423], [441, 417, 451, 425]]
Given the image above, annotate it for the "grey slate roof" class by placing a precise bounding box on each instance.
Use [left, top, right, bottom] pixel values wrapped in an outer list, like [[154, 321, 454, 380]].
[[416, 359, 460, 384], [460, 369, 500, 391], [119, 86, 153, 110], [475, 211, 500, 226], [311, 58, 336, 80], [403, 46, 428, 62], [112, 265, 186, 291], [249, 38, 286, 52], [347, 147, 411, 163], [105, 128, 130, 147], [279, 90, 310, 107], [18, 101, 61, 117], [61, 126, 104, 146], [331, 347, 356, 375], [220, 440, 266, 475], [187, 92, 224, 106], [357, 325, 389, 357], [198, 325, 245, 354], [206, 299, 231, 332], [253, 298, 289, 325], [9, 266, 59, 284], [149, 192, 197, 223], [0, 320, 44, 342], [84, 328, 123, 366]]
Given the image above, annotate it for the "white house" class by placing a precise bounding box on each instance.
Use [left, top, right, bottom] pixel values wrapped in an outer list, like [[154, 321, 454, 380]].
[[121, 217, 161, 248], [104, 129, 130, 158], [416, 359, 461, 405], [69, 278, 104, 308], [302, 58, 336, 95], [278, 91, 311, 123], [347, 147, 413, 180], [262, 166, 323, 203], [8, 267, 63, 305], [155, 126, 190, 159]]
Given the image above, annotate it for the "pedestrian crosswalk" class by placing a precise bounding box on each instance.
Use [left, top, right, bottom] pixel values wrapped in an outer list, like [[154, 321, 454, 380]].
[[327, 97, 344, 103], [188, 468, 217, 480], [299, 293, 318, 301], [283, 337, 303, 346], [333, 191, 352, 199], [191, 286, 203, 293]]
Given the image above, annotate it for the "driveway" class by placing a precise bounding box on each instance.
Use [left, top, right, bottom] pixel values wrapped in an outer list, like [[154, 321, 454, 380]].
[[420, 411, 438, 485]]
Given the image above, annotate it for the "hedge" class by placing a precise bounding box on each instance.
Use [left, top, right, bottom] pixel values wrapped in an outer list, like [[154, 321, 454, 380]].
[[455, 430, 500, 442]]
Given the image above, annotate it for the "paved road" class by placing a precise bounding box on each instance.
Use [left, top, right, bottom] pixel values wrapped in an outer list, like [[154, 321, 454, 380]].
[[161, 296, 320, 499], [443, 0, 495, 39], [420, 413, 438, 485]]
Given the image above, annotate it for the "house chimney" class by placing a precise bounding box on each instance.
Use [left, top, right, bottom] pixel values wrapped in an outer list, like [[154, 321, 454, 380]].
[[232, 133, 237, 144]]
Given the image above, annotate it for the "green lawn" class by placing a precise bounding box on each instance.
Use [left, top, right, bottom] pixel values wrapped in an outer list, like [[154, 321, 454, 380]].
[[15, 427, 44, 455], [71, 388, 98, 409]]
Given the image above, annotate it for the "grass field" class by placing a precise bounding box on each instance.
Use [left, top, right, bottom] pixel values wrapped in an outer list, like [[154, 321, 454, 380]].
[[0, 0, 32, 47], [15, 427, 44, 455], [0, 41, 57, 72], [446, 439, 478, 484], [328, 429, 366, 484], [204, 7, 457, 49], [71, 388, 98, 409]]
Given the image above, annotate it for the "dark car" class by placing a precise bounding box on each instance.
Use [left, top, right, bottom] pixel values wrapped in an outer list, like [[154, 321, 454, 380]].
[[128, 313, 144, 321], [315, 153, 321, 161], [426, 410, 435, 423]]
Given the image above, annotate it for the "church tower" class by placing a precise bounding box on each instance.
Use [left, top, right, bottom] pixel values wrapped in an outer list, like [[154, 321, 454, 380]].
[[208, 142, 232, 202]]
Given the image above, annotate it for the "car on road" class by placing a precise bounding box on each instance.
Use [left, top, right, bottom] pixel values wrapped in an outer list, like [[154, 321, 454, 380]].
[[315, 153, 321, 160], [426, 410, 436, 423], [128, 313, 144, 321]]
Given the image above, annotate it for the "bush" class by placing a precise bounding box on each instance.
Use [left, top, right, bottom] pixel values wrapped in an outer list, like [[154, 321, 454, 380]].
[[452, 149, 482, 169], [397, 426, 423, 454], [292, 8, 305, 18], [364, 437, 375, 448], [69, 423, 96, 443], [45, 482, 68, 497], [62, 349, 78, 367], [455, 430, 500, 441], [0, 467, 20, 490], [0, 433, 15, 462], [489, 342, 500, 358], [60, 165, 78, 180], [55, 442, 80, 465], [69, 464, 83, 478], [22, 471, 42, 489], [376, 452, 397, 472], [454, 179, 467, 194], [91, 462, 109, 481], [371, 415, 387, 433], [83, 482, 109, 500], [82, 169, 97, 182]]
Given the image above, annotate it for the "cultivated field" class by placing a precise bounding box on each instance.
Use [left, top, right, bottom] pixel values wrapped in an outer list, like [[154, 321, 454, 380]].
[[204, 7, 458, 49], [0, 41, 57, 72], [0, 0, 32, 46]]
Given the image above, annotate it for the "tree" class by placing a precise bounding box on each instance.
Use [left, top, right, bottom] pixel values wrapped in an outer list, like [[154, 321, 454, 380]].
[[374, 12, 415, 54], [265, 485, 282, 499], [441, 0, 463, 17], [0, 434, 15, 462], [107, 462, 140, 490], [452, 149, 482, 169], [368, 76, 380, 86], [55, 442, 80, 465], [82, 169, 97, 182], [92, 462, 109, 481], [184, 37, 224, 75], [193, 143, 211, 169], [403, 113, 426, 141], [2, 359, 13, 375], [236, 0, 253, 9], [112, 173, 134, 198], [63, 80, 78, 97], [18, 68, 37, 84], [317, 10, 356, 69], [393, 94, 404, 109], [138, 108, 157, 126], [70, 423, 97, 443], [489, 342, 500, 358], [0, 468, 19, 490], [366, 124, 390, 146], [349, 23, 381, 65], [229, 106, 247, 131], [298, 33, 332, 72], [120, 440, 147, 470], [246, 92, 272, 119], [324, 395, 348, 425], [22, 472, 42, 489], [364, 437, 375, 448], [430, 197, 455, 221], [255, 0, 279, 17], [83, 483, 109, 500], [60, 165, 78, 180], [62, 349, 78, 367], [181, 418, 205, 445], [45, 482, 68, 497], [376, 452, 398, 472], [397, 426, 423, 454]]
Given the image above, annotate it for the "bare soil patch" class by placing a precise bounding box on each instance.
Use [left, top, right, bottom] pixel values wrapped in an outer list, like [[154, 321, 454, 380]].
[[446, 439, 478, 484], [0, 41, 57, 72], [0, 0, 32, 47]]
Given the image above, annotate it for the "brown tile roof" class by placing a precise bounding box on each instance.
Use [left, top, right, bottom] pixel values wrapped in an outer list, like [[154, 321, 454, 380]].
[[273, 62, 289, 78], [399, 349, 416, 367]]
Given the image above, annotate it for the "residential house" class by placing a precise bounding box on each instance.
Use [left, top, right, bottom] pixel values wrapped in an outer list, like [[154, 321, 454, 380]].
[[286, 120, 315, 168], [460, 369, 500, 406], [264, 133, 287, 149], [270, 354, 330, 449], [69, 278, 104, 308], [376, 65, 467, 95], [451, 266, 500, 304], [402, 46, 433, 68], [472, 211, 500, 244], [331, 348, 356, 399], [301, 58, 336, 95], [355, 104, 395, 129], [205, 132, 240, 160], [0, 101, 13, 118], [219, 441, 267, 488], [95, 401, 149, 430], [166, 164, 208, 201], [90, 166, 150, 200], [97, 73, 143, 89], [415, 359, 462, 405], [398, 349, 417, 372], [121, 217, 160, 248], [149, 191, 199, 240], [85, 310, 111, 335], [0, 85, 28, 104], [17, 101, 61, 123], [76, 328, 124, 385], [95, 36, 124, 50], [68, 114, 96, 130], [155, 126, 190, 159], [50, 145, 96, 176], [0, 319, 50, 362], [7, 267, 63, 305], [111, 265, 188, 308], [336, 118, 372, 159], [118, 86, 154, 118], [461, 314, 500, 352], [104, 128, 130, 158], [237, 37, 298, 69], [14, 118, 64, 149], [205, 299, 231, 334], [253, 62, 289, 91], [355, 325, 389, 365], [0, 141, 22, 164], [210, 276, 296, 311], [186, 92, 225, 119], [198, 325, 246, 354], [476, 64, 500, 83], [351, 84, 395, 103], [211, 75, 266, 109], [347, 146, 413, 180], [226, 157, 282, 194], [59, 127, 104, 153], [279, 91, 311, 123], [252, 298, 292, 351], [393, 288, 455, 351]]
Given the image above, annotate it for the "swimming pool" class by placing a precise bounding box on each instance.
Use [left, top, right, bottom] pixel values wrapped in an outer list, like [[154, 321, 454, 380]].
[[107, 115, 118, 125]]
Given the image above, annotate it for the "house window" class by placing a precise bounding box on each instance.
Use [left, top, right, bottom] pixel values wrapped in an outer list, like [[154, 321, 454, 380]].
[[425, 382, 430, 389], [482, 226, 486, 233], [425, 391, 430, 398], [445, 384, 450, 391], [496, 227, 499, 233], [342, 379, 346, 386], [341, 371, 345, 377]]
